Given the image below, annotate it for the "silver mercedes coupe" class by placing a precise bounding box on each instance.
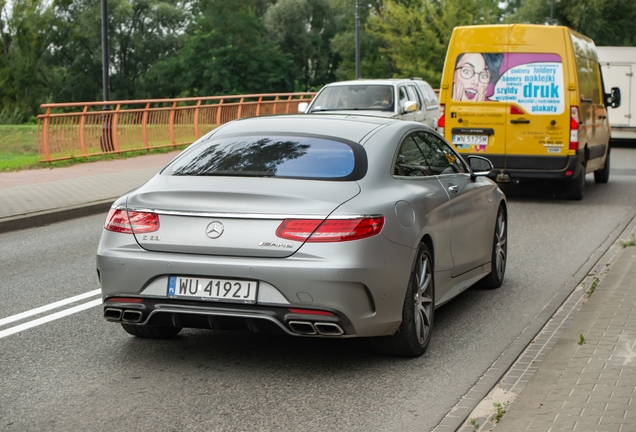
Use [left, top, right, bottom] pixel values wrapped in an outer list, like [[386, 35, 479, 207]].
[[96, 114, 507, 357]]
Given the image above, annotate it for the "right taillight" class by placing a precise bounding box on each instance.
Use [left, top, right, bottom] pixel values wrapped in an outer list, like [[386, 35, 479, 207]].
[[104, 208, 159, 234], [276, 217, 384, 242], [569, 106, 579, 152], [437, 104, 445, 135]]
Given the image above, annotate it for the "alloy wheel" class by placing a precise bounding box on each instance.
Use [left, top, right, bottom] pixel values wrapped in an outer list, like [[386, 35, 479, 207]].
[[413, 252, 434, 345]]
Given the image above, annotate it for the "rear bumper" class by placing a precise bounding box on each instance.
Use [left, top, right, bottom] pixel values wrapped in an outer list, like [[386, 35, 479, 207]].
[[102, 297, 355, 337], [96, 230, 415, 338], [462, 152, 584, 181]]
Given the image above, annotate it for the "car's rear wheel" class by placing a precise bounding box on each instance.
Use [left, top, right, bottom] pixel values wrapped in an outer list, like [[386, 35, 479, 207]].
[[594, 150, 610, 184], [371, 243, 434, 357], [121, 323, 182, 338], [565, 164, 585, 200], [477, 205, 507, 289]]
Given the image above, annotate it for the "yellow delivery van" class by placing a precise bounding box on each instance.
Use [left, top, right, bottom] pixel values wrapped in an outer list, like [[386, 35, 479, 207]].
[[437, 24, 621, 199]]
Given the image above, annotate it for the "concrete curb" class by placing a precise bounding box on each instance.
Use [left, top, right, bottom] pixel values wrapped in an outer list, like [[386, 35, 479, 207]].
[[0, 199, 114, 234]]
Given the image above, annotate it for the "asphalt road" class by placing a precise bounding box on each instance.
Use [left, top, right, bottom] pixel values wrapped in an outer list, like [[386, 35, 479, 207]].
[[2, 145, 636, 431]]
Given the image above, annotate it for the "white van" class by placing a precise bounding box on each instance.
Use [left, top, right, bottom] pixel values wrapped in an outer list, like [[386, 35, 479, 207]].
[[597, 47, 635, 141]]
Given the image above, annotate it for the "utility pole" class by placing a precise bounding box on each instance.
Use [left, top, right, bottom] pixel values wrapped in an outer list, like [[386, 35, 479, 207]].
[[101, 0, 110, 106], [100, 0, 113, 152], [355, 0, 360, 79], [550, 0, 554, 25]]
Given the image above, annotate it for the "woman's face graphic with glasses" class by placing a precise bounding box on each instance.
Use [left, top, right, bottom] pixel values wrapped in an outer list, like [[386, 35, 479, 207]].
[[453, 53, 491, 101]]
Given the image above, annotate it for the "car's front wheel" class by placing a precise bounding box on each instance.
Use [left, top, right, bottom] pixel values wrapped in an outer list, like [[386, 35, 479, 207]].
[[371, 243, 434, 357], [121, 324, 182, 338]]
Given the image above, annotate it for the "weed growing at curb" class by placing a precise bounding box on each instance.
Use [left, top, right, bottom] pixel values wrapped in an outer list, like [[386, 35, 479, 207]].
[[493, 402, 509, 423], [469, 418, 480, 431], [620, 233, 636, 248], [585, 277, 599, 297], [578, 334, 586, 345]]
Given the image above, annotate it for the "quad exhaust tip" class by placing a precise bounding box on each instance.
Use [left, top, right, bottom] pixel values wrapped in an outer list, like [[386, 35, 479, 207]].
[[288, 321, 317, 335], [104, 308, 143, 323], [104, 308, 123, 321], [288, 321, 344, 336], [314, 322, 344, 336], [122, 310, 143, 323]]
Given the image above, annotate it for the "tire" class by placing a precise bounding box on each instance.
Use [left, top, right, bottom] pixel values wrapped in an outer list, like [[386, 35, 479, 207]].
[[371, 243, 434, 357], [477, 205, 507, 289], [594, 151, 610, 184], [565, 164, 585, 200], [121, 323, 182, 339]]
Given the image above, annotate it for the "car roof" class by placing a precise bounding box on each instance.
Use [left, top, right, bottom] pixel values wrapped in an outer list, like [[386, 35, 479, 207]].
[[320, 78, 428, 87], [211, 114, 398, 143]]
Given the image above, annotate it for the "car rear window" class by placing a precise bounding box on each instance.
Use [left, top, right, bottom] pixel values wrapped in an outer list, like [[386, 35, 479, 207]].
[[310, 85, 394, 112], [165, 135, 366, 180]]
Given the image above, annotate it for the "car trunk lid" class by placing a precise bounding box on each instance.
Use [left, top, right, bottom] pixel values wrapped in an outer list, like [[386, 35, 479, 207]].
[[127, 176, 360, 258]]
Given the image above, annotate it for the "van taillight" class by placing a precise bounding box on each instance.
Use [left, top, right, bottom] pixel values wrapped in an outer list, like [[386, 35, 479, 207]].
[[510, 105, 524, 115], [105, 208, 159, 234], [437, 104, 445, 135], [276, 217, 384, 242], [569, 106, 579, 151]]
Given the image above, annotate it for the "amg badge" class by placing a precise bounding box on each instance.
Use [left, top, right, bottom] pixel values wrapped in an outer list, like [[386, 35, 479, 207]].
[[259, 242, 294, 248]]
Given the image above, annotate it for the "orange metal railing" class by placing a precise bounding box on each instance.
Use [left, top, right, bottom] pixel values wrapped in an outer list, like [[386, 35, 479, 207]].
[[37, 92, 316, 162]]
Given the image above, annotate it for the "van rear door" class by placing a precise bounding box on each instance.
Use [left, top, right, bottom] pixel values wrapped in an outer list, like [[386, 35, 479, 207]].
[[447, 50, 509, 170], [502, 51, 570, 171]]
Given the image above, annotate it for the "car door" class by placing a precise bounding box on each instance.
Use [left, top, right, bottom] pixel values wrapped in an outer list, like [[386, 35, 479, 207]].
[[414, 131, 492, 277], [392, 133, 454, 299]]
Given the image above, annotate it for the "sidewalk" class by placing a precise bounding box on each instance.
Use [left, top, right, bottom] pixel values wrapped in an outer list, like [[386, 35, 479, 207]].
[[451, 214, 636, 432], [493, 238, 636, 432], [1, 154, 635, 432], [0, 151, 180, 233]]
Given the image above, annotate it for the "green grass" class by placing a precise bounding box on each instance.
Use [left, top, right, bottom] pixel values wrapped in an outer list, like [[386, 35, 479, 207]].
[[0, 125, 189, 172]]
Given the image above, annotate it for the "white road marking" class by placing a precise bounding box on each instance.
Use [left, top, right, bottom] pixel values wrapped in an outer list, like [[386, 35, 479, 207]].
[[0, 299, 102, 339], [0, 290, 103, 339], [0, 289, 101, 328]]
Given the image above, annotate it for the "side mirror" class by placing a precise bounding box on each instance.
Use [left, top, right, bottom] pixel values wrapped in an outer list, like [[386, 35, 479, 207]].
[[467, 155, 493, 178], [298, 102, 309, 113], [610, 87, 621, 108], [402, 101, 418, 113]]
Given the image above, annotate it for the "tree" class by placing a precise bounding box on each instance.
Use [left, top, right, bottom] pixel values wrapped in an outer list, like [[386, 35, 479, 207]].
[[505, 0, 636, 46], [0, 0, 54, 123], [49, 0, 189, 102], [167, 0, 294, 97], [263, 0, 338, 90], [367, 0, 501, 86], [328, 0, 397, 80]]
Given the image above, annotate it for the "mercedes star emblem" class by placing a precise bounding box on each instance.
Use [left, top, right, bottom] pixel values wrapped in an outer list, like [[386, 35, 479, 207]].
[[205, 221, 224, 239]]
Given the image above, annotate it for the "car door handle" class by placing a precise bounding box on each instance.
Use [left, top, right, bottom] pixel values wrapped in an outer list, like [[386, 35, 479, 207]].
[[448, 184, 459, 194], [510, 119, 530, 124]]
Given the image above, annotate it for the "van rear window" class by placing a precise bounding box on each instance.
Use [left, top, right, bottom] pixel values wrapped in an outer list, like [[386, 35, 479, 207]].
[[452, 52, 564, 115]]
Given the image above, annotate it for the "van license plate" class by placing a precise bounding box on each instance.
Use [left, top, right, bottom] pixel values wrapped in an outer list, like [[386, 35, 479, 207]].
[[168, 276, 258, 304], [452, 135, 488, 145]]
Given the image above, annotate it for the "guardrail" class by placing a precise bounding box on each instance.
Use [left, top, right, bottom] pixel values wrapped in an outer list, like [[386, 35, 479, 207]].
[[37, 92, 316, 162]]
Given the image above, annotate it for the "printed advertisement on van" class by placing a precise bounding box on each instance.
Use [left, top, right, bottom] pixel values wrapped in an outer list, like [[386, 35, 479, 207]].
[[451, 52, 567, 157]]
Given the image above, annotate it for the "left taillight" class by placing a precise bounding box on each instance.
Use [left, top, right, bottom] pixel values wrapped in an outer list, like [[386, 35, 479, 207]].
[[104, 208, 159, 234], [437, 103, 445, 135], [276, 217, 384, 242]]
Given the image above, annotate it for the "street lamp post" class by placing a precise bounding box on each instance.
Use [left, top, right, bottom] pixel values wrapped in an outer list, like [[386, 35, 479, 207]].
[[355, 0, 360, 79], [100, 0, 113, 152]]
